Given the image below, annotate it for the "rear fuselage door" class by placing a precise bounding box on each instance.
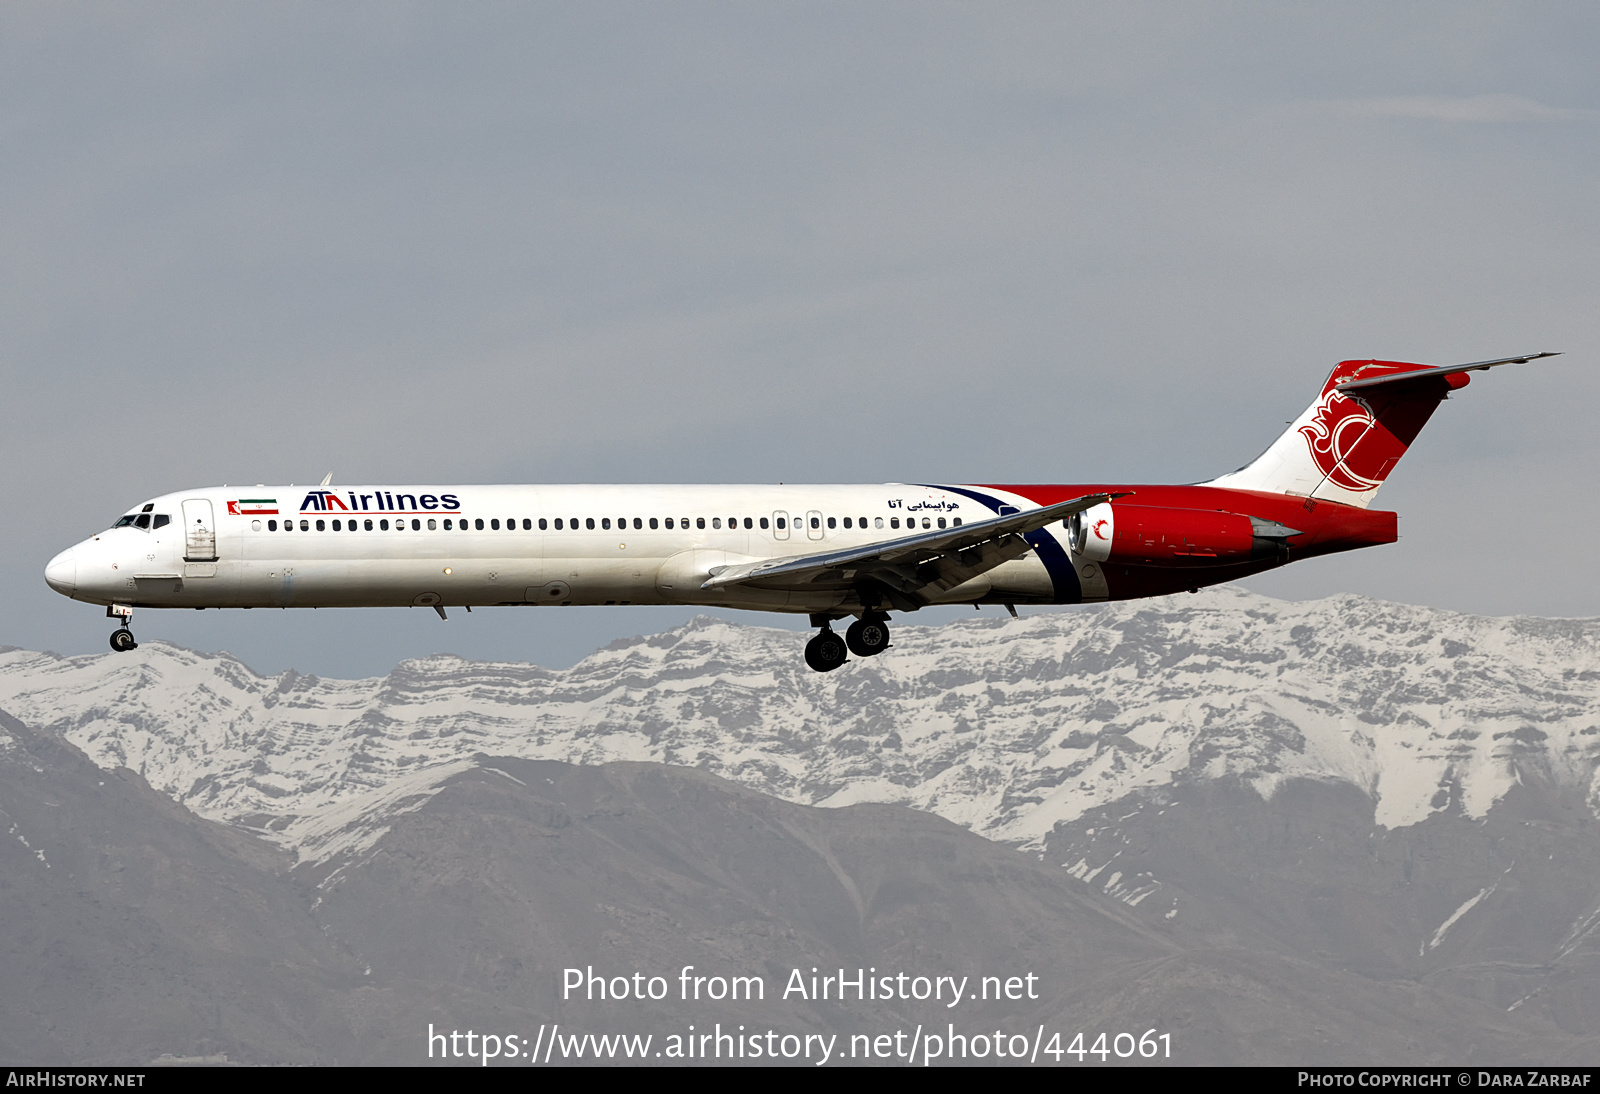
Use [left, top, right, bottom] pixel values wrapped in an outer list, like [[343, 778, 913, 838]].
[[806, 510, 824, 540], [182, 499, 218, 561], [772, 510, 790, 540]]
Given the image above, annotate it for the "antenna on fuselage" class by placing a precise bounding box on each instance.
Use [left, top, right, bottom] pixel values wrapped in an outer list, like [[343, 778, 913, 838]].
[[319, 472, 333, 486]]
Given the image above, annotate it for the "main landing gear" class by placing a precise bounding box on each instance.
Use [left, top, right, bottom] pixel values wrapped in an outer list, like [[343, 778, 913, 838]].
[[804, 614, 891, 672], [845, 615, 891, 658], [804, 627, 847, 673], [107, 606, 137, 652]]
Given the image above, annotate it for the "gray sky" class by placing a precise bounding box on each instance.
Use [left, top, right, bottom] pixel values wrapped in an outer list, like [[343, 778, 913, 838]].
[[5, 2, 1596, 678]]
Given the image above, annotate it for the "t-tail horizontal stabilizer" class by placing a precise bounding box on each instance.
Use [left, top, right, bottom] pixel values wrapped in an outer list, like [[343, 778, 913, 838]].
[[1207, 351, 1558, 508]]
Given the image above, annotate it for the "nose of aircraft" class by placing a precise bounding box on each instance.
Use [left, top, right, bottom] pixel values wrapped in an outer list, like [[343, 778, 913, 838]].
[[44, 547, 77, 595]]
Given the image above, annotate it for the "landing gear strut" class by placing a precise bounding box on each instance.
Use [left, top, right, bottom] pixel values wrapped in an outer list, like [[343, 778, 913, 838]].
[[107, 605, 137, 652], [803, 625, 848, 673], [845, 615, 891, 657]]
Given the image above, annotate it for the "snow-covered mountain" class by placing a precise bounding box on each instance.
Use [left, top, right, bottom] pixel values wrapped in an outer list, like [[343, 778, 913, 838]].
[[4, 587, 1598, 866]]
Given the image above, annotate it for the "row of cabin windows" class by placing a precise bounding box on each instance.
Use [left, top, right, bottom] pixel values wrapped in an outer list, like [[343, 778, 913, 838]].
[[259, 514, 962, 533]]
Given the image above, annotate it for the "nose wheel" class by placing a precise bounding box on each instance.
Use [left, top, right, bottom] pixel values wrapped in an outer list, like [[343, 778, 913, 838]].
[[107, 605, 137, 652], [803, 626, 848, 673]]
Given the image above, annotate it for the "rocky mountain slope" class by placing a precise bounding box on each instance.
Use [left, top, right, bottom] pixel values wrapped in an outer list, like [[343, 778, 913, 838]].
[[3, 589, 1596, 860], [2, 710, 1587, 1065], [6, 588, 1600, 1058]]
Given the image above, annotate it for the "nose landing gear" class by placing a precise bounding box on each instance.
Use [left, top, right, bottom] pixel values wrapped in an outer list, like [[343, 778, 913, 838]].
[[107, 605, 137, 652]]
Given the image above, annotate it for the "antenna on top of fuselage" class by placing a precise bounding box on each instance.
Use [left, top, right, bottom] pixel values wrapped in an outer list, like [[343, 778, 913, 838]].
[[320, 472, 333, 486]]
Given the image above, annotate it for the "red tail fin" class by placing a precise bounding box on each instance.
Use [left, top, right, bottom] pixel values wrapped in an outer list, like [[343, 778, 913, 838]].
[[1207, 353, 1554, 507]]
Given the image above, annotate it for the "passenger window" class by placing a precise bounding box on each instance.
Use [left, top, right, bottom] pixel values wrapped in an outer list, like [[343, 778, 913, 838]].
[[827, 516, 836, 529], [348, 521, 357, 531], [664, 518, 673, 529], [268, 519, 278, 531], [408, 519, 418, 530], [492, 518, 501, 530], [759, 517, 768, 529], [522, 519, 531, 530], [539, 518, 548, 530], [696, 517, 705, 529], [742, 517, 752, 529], [891, 517, 900, 529], [312, 519, 322, 531], [554, 518, 563, 530], [427, 518, 437, 530], [937, 517, 946, 528], [634, 518, 643, 530], [475, 519, 484, 530], [331, 520, 341, 531], [953, 517, 962, 526], [810, 516, 820, 529], [842, 517, 852, 529], [153, 514, 170, 529], [297, 519, 308, 531], [602, 518, 611, 530], [923, 518, 931, 529], [581, 517, 591, 530], [776, 517, 786, 530], [380, 519, 389, 530], [858, 517, 866, 528], [648, 517, 658, 529], [365, 519, 374, 531], [134, 514, 150, 529]]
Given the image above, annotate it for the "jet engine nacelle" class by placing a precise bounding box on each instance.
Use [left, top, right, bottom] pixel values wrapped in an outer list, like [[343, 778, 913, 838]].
[[1077, 504, 1296, 566]]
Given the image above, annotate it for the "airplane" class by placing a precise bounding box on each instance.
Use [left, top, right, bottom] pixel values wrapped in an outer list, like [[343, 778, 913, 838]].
[[44, 352, 1554, 672]]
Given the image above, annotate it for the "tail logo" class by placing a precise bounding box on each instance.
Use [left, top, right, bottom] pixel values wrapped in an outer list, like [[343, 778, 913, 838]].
[[1298, 390, 1383, 492]]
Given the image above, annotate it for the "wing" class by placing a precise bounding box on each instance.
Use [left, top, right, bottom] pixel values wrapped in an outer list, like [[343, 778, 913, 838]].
[[702, 491, 1128, 609]]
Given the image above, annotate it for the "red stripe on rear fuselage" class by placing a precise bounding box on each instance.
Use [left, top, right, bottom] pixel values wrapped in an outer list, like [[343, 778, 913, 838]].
[[977, 483, 1398, 601]]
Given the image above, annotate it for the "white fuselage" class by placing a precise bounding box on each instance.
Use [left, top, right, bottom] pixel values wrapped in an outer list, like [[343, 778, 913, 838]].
[[45, 483, 1077, 617]]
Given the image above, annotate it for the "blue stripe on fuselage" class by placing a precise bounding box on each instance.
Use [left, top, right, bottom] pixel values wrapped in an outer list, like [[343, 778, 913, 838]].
[[921, 484, 1082, 603]]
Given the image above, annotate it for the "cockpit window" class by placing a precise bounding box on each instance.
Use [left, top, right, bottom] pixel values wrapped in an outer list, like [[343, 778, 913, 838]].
[[134, 514, 151, 529], [113, 515, 137, 528], [153, 514, 170, 529]]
